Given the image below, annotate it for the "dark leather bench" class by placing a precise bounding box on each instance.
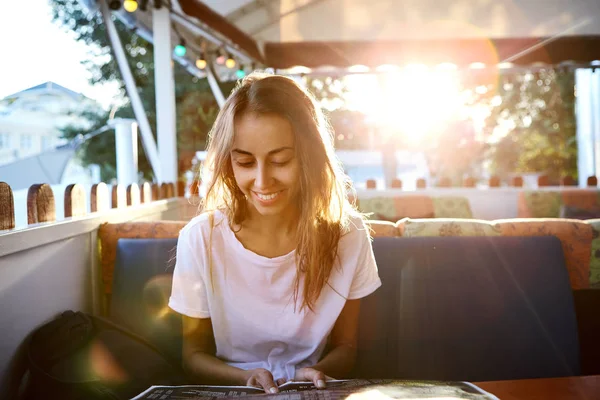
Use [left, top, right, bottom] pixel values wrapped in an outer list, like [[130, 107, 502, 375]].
[[109, 235, 580, 382]]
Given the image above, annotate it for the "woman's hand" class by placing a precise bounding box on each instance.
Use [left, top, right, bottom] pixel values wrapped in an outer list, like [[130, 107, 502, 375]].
[[243, 368, 279, 394], [294, 367, 334, 389]]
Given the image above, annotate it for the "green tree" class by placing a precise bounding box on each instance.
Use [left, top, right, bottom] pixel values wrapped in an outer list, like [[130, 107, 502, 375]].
[[481, 69, 577, 183], [49, 0, 225, 182]]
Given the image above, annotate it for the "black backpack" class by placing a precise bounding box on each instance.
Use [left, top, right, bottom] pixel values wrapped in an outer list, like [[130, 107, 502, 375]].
[[21, 310, 188, 400]]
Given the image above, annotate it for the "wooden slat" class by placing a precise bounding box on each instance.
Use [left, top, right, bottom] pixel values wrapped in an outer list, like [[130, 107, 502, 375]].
[[151, 183, 160, 201], [587, 176, 597, 187], [140, 182, 152, 203], [463, 177, 476, 187], [488, 176, 501, 187], [561, 175, 576, 186], [160, 183, 169, 199], [537, 175, 550, 187], [190, 179, 200, 196], [365, 179, 376, 189], [177, 181, 186, 197], [437, 177, 451, 187], [168, 182, 175, 198], [512, 176, 524, 187], [64, 184, 86, 218], [390, 178, 402, 189], [126, 183, 141, 206], [91, 183, 110, 213], [111, 184, 127, 209], [416, 178, 427, 189], [0, 182, 15, 230], [27, 183, 56, 224]]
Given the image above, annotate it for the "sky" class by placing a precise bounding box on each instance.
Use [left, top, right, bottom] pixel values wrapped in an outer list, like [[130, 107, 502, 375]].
[[0, 0, 119, 109]]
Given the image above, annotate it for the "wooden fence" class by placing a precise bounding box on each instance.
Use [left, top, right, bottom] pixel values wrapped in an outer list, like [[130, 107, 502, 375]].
[[363, 175, 596, 190], [0, 180, 191, 231]]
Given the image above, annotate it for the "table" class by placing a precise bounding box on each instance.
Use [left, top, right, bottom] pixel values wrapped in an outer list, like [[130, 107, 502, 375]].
[[477, 375, 600, 399]]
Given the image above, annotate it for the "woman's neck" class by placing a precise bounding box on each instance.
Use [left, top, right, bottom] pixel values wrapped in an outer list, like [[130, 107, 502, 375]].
[[244, 206, 299, 237]]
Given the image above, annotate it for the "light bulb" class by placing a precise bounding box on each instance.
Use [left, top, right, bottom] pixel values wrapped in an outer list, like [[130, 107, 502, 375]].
[[225, 57, 236, 69], [216, 55, 226, 65], [123, 0, 138, 12], [174, 44, 186, 57], [196, 58, 207, 69], [236, 69, 246, 79]]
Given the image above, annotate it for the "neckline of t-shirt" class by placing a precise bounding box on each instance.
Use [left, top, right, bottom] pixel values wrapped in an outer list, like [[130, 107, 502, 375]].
[[217, 210, 296, 267]]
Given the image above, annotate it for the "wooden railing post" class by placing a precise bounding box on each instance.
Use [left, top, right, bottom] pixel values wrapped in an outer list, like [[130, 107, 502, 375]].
[[463, 177, 476, 187], [416, 178, 427, 189], [64, 184, 86, 218], [151, 183, 160, 201], [438, 177, 451, 187], [160, 183, 169, 199], [168, 182, 175, 198], [365, 179, 376, 189], [512, 176, 524, 187], [140, 182, 152, 203], [91, 183, 110, 213], [0, 182, 15, 230], [111, 184, 126, 209], [489, 176, 501, 188], [27, 183, 56, 224], [537, 175, 550, 187], [587, 176, 597, 187], [390, 179, 402, 189], [177, 180, 185, 197], [126, 183, 141, 206], [561, 176, 576, 186]]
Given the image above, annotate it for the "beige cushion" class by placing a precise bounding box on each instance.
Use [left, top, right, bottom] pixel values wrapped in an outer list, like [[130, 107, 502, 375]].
[[397, 218, 502, 237]]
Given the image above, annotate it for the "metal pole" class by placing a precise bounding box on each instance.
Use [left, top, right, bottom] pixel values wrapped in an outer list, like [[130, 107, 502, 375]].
[[206, 61, 226, 108], [153, 5, 178, 184], [99, 0, 161, 181], [110, 118, 138, 185]]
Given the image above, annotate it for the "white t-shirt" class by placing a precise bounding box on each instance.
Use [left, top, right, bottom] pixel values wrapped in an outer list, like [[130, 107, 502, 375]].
[[168, 210, 381, 381]]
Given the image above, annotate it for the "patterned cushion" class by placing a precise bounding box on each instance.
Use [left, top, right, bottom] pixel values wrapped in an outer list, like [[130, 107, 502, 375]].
[[366, 220, 399, 237], [432, 197, 473, 218], [494, 219, 592, 289], [98, 221, 187, 295], [358, 197, 397, 221], [518, 191, 563, 218], [585, 219, 600, 288], [394, 196, 435, 219], [397, 218, 502, 237]]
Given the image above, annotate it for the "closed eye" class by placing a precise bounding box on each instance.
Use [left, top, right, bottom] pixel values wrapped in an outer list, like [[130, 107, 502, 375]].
[[235, 161, 255, 168]]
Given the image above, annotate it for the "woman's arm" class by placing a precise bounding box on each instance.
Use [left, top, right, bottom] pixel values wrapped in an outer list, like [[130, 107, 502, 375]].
[[295, 299, 361, 385], [182, 316, 279, 393]]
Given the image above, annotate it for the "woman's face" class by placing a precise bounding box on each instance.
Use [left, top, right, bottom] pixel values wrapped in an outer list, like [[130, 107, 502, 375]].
[[230, 112, 300, 218]]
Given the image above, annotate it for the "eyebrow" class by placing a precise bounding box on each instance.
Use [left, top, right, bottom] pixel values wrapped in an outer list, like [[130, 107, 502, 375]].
[[231, 147, 294, 156]]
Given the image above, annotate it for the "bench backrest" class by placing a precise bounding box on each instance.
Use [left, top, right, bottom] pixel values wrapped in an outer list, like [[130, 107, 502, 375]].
[[110, 235, 580, 381]]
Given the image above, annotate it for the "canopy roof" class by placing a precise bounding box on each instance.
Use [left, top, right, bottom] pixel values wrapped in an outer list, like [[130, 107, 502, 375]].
[[176, 0, 600, 69]]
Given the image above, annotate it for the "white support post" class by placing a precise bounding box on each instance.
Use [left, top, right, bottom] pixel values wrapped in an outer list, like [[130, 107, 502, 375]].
[[206, 61, 226, 108], [153, 5, 178, 184], [110, 118, 138, 185], [99, 0, 161, 181], [575, 68, 600, 186]]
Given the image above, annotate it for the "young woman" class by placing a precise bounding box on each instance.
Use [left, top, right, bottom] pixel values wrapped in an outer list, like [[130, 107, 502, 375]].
[[168, 72, 381, 393]]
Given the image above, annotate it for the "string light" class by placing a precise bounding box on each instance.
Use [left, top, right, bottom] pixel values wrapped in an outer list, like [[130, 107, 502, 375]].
[[123, 0, 138, 12], [196, 55, 207, 69], [236, 68, 246, 79], [225, 54, 236, 69], [174, 40, 187, 57]]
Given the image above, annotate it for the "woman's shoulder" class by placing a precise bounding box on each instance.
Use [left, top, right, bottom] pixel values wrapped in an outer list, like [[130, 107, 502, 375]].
[[179, 209, 228, 241], [340, 213, 371, 243]]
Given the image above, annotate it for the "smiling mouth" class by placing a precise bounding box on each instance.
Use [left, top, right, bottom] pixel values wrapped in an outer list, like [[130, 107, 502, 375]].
[[253, 190, 283, 201]]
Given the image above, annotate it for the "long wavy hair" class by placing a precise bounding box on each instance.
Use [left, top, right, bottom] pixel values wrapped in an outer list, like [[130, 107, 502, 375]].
[[200, 71, 360, 311]]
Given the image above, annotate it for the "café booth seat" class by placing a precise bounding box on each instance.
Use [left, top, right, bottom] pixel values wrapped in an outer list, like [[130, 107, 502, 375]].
[[106, 230, 580, 382]]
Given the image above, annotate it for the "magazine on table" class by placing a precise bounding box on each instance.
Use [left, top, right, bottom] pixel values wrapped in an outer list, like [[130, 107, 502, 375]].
[[131, 378, 499, 399]]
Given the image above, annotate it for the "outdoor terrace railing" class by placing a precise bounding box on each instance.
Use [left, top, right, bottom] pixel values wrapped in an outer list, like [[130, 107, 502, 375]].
[[0, 180, 198, 231], [362, 175, 597, 189]]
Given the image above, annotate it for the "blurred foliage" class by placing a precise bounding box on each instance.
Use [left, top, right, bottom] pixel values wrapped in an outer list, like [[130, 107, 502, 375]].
[[49, 0, 231, 182], [479, 68, 577, 184]]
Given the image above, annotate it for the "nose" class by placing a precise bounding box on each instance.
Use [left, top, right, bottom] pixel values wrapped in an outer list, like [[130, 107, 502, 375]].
[[254, 162, 272, 189]]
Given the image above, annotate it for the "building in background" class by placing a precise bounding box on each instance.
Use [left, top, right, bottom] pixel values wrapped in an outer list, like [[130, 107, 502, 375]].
[[0, 81, 101, 166]]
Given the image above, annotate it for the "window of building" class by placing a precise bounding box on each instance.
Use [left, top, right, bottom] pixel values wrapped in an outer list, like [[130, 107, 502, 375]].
[[20, 134, 33, 150], [41, 136, 53, 150], [0, 133, 10, 149]]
